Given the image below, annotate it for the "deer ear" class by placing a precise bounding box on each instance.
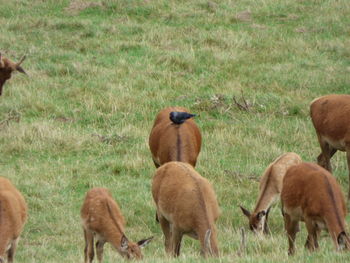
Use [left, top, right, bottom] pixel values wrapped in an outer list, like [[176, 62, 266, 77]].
[[16, 66, 27, 75], [256, 210, 266, 220], [240, 206, 251, 218], [16, 56, 27, 74], [137, 236, 153, 248], [120, 235, 129, 251]]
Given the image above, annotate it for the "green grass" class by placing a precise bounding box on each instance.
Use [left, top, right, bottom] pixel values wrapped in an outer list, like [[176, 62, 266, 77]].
[[1, 0, 350, 262]]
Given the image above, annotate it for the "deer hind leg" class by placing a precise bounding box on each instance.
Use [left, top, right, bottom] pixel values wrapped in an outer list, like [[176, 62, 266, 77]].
[[84, 229, 95, 263], [317, 138, 337, 172], [171, 227, 183, 257], [304, 219, 319, 251], [158, 215, 172, 255], [7, 238, 19, 263], [283, 213, 299, 255], [95, 240, 105, 263]]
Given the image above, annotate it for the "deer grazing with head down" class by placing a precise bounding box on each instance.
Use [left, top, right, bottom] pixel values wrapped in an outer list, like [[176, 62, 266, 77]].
[[0, 177, 28, 263], [81, 188, 153, 262], [281, 162, 350, 255], [152, 162, 220, 257], [240, 152, 302, 235], [310, 94, 350, 199], [0, 53, 27, 96], [149, 107, 201, 168]]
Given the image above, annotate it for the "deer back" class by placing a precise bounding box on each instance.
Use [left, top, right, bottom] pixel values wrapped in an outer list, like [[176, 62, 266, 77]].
[[81, 188, 125, 239], [149, 107, 201, 167], [310, 94, 350, 144], [152, 162, 219, 229]]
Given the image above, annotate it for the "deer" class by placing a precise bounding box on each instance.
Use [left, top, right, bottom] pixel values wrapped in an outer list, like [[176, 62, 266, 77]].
[[149, 107, 202, 168], [0, 53, 27, 96], [281, 162, 350, 255], [152, 161, 220, 257], [81, 188, 153, 262], [310, 94, 350, 200], [240, 152, 302, 235], [0, 177, 28, 263]]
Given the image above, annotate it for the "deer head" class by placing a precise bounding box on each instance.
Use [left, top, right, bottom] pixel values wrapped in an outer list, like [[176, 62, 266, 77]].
[[0, 53, 27, 96]]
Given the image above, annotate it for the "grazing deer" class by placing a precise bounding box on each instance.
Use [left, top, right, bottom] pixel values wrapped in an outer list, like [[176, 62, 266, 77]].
[[152, 162, 220, 257], [310, 94, 350, 199], [0, 53, 27, 96], [149, 107, 201, 168], [81, 188, 153, 262], [240, 152, 302, 235], [0, 177, 28, 263], [281, 162, 350, 255]]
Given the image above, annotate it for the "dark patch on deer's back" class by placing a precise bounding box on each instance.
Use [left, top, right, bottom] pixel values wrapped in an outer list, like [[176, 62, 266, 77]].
[[176, 129, 182, 162]]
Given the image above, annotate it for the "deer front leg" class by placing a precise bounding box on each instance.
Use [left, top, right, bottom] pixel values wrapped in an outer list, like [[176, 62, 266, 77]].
[[317, 138, 337, 172], [95, 240, 105, 263]]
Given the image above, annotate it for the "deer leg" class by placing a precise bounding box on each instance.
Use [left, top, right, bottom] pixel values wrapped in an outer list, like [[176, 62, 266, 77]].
[[95, 240, 105, 263], [159, 216, 172, 255], [264, 207, 271, 235], [284, 213, 299, 255], [317, 139, 337, 172], [7, 238, 18, 263], [84, 229, 94, 263], [346, 146, 350, 200], [304, 219, 318, 251], [152, 158, 160, 168], [171, 227, 183, 257]]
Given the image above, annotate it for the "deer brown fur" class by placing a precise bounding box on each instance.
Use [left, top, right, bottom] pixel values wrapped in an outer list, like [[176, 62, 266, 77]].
[[149, 107, 201, 168], [0, 53, 26, 96], [281, 162, 350, 255], [152, 162, 220, 257], [310, 94, 350, 199], [240, 152, 302, 235], [81, 188, 153, 262], [0, 177, 28, 263]]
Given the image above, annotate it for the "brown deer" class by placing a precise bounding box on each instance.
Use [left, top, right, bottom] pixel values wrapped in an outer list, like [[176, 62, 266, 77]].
[[281, 162, 350, 255], [152, 162, 220, 257], [81, 188, 153, 262], [240, 152, 302, 235], [0, 53, 27, 96], [149, 107, 201, 168], [310, 94, 350, 199], [0, 177, 28, 263]]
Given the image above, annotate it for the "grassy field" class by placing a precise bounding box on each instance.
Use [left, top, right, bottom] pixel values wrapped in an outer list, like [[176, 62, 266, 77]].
[[1, 0, 350, 262]]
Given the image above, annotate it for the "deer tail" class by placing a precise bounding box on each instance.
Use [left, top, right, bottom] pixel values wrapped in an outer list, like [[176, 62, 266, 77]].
[[204, 229, 213, 256]]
